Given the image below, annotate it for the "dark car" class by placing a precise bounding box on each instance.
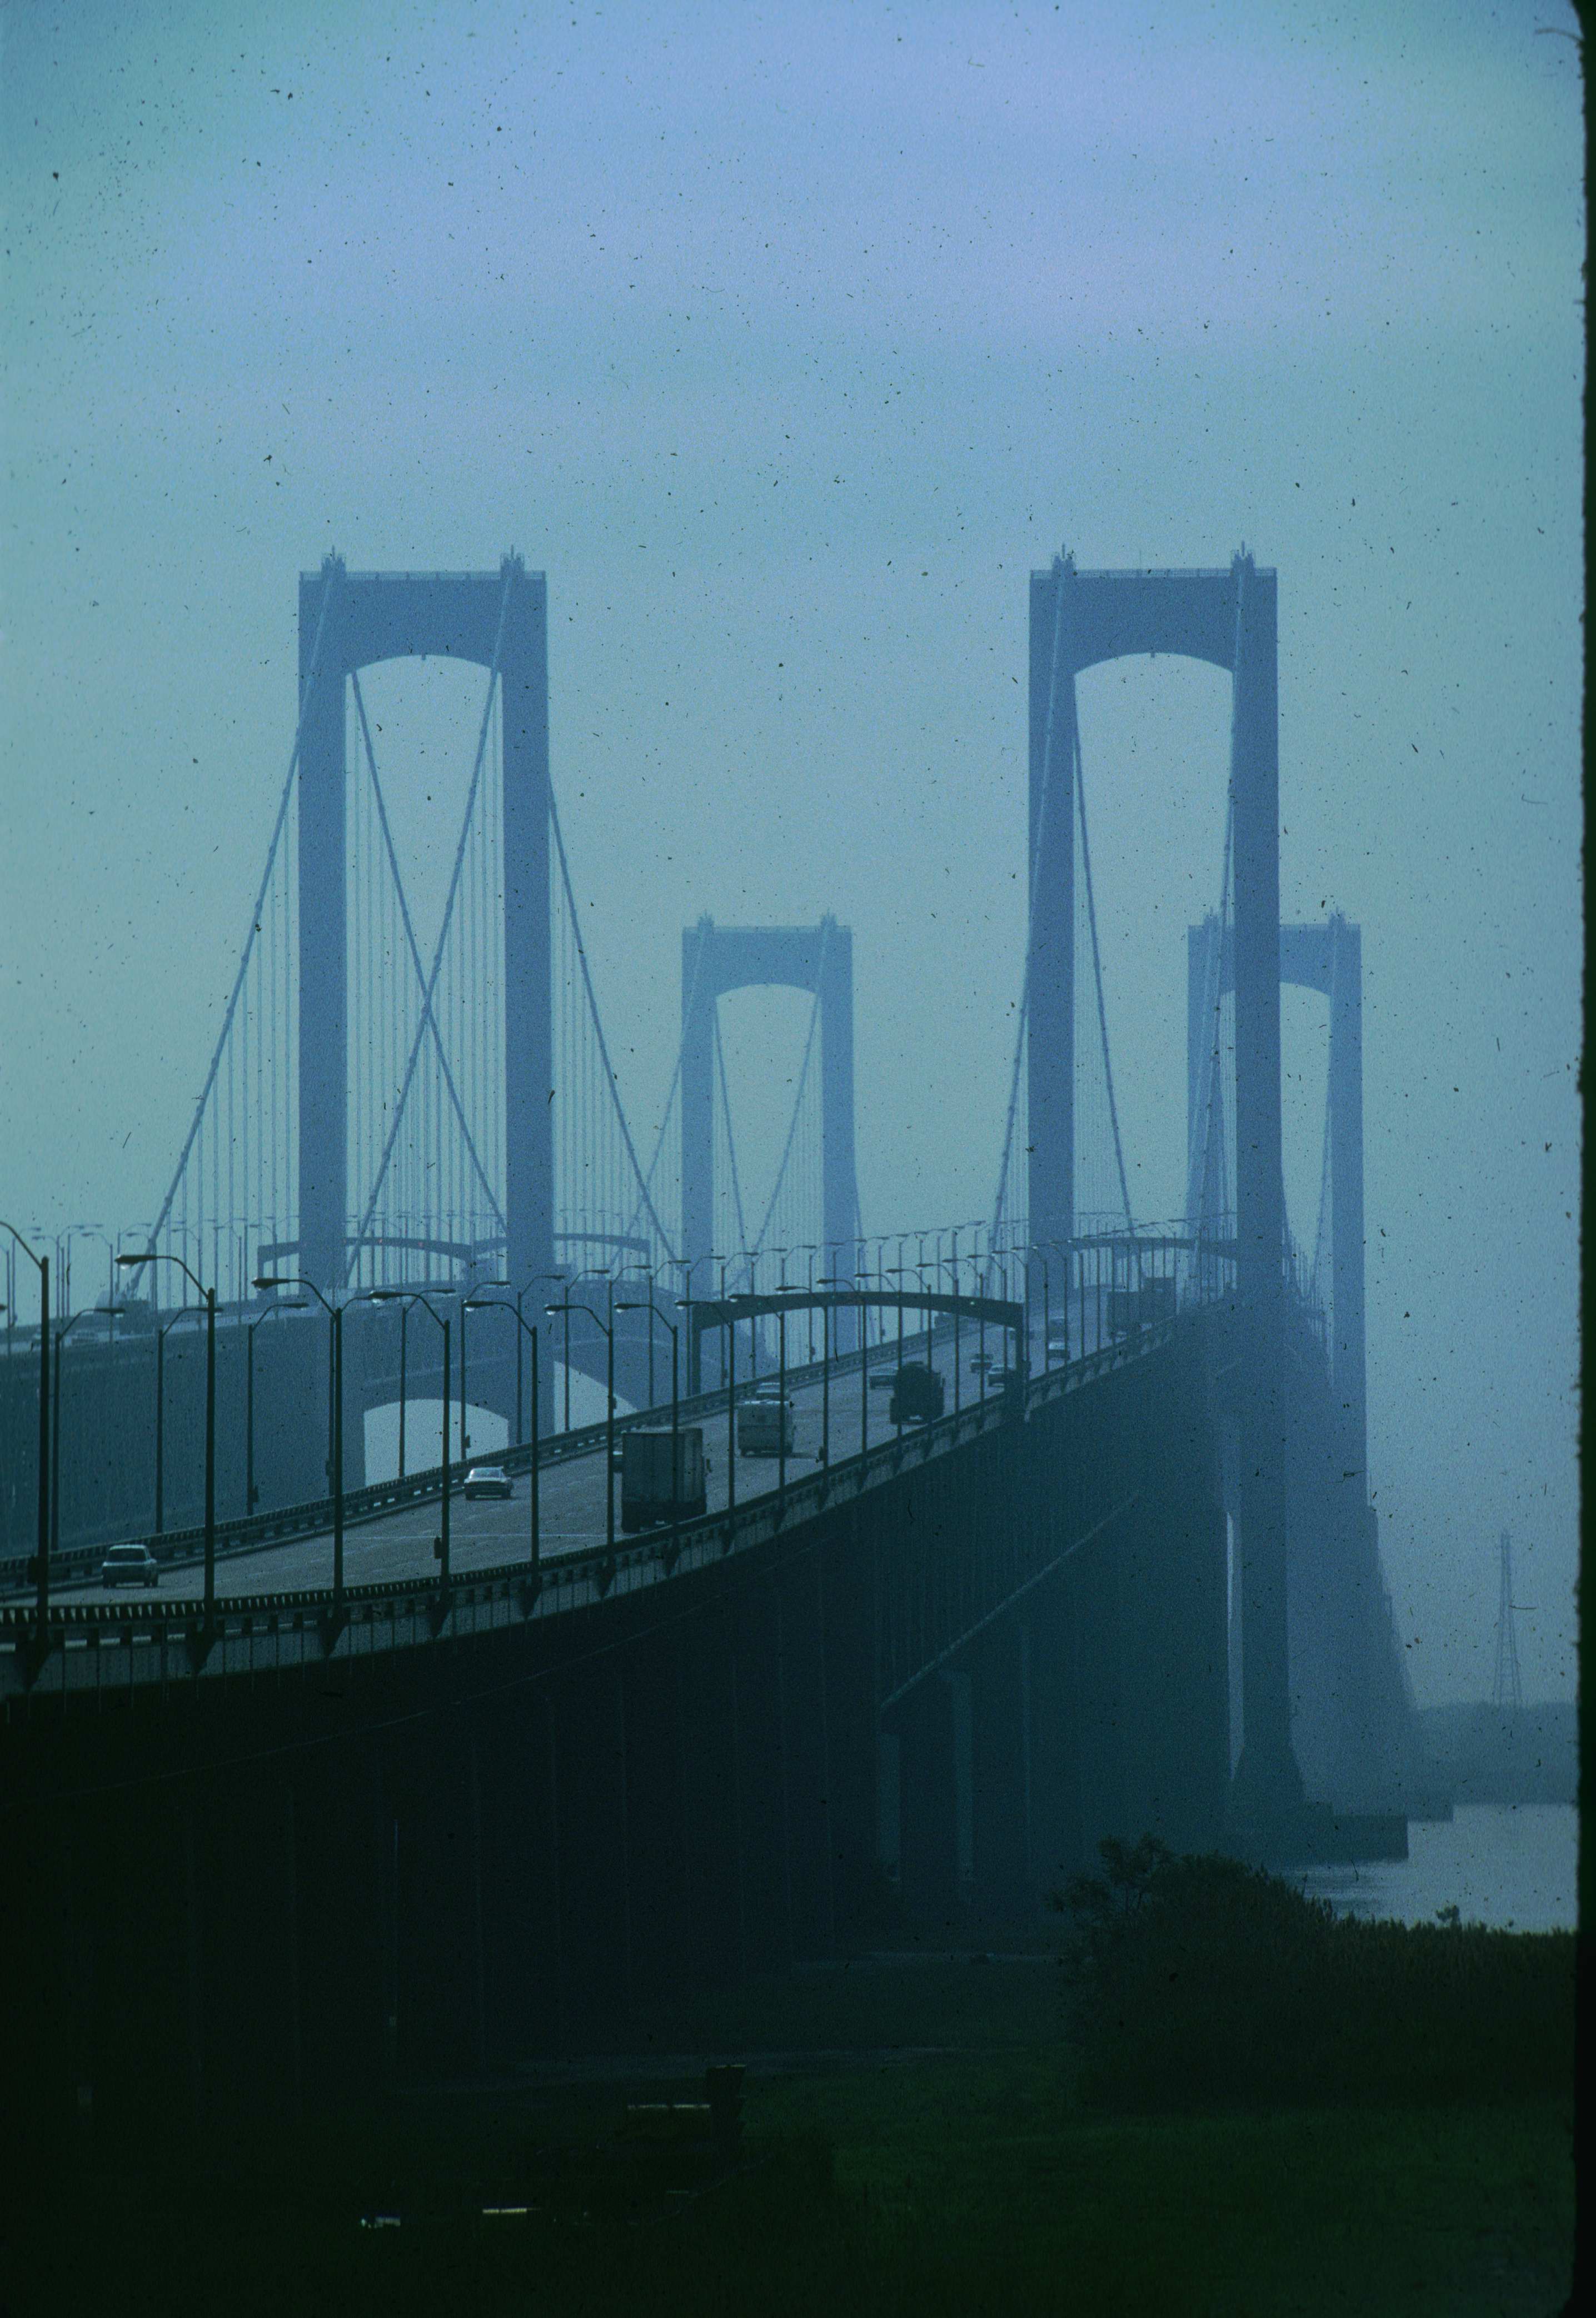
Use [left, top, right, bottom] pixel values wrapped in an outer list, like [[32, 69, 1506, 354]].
[[100, 1543, 159, 1589], [463, 1464, 513, 1501]]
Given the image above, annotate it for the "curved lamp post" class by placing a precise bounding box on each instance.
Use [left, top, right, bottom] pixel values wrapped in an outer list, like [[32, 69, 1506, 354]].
[[245, 1295, 307, 1516], [3, 1223, 50, 1622], [464, 1291, 541, 1577], [372, 1290, 451, 1586], [615, 1299, 679, 1518], [120, 1249, 217, 1619], [547, 1299, 615, 1554], [255, 1272, 346, 1604], [48, 1307, 100, 1559]]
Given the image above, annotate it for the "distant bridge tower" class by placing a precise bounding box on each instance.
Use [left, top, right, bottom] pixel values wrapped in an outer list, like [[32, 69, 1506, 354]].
[[1493, 1530, 1524, 1717], [1186, 911, 1367, 1480], [1028, 552, 1299, 1825], [680, 915, 859, 1343], [296, 555, 553, 1298]]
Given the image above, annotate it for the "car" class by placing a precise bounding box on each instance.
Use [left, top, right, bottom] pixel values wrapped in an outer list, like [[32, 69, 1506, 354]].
[[968, 1350, 995, 1374], [984, 1365, 1023, 1393], [463, 1464, 513, 1501], [101, 1543, 159, 1589], [1045, 1328, 1069, 1359]]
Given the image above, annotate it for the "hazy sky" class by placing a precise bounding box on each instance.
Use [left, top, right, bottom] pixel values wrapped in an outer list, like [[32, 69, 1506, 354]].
[[1, 0, 1581, 1703]]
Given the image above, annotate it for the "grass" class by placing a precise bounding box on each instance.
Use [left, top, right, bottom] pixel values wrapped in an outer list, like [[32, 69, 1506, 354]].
[[3, 1928, 1575, 2316]]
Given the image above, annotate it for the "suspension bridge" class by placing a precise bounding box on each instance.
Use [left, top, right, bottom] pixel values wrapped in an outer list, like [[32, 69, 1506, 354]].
[[2, 547, 1427, 2141]]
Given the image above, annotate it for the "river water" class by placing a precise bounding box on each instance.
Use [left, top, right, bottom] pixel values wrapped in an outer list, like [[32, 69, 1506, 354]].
[[1297, 1802, 1579, 1932]]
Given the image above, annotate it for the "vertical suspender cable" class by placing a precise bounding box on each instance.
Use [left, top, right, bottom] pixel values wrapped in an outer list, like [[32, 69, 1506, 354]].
[[1073, 687, 1135, 1235], [988, 557, 1067, 1247], [137, 564, 338, 1284]]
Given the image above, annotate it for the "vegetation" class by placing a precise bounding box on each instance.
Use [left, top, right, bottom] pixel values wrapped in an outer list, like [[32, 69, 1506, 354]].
[[1051, 1833, 1576, 2110], [6, 1847, 1574, 2314]]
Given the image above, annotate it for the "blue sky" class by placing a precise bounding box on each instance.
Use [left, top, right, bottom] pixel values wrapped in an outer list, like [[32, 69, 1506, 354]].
[[1, 0, 1582, 1701]]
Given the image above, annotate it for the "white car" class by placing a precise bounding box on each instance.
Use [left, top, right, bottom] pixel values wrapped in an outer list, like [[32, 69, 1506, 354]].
[[100, 1543, 159, 1589], [463, 1464, 513, 1501]]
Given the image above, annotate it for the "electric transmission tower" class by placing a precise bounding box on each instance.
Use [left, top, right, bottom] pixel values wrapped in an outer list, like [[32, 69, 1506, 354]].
[[1492, 1529, 1523, 1717]]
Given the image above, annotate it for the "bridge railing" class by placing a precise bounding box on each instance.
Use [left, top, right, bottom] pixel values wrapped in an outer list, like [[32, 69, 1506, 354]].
[[0, 1320, 923, 1597], [0, 1305, 1192, 1696]]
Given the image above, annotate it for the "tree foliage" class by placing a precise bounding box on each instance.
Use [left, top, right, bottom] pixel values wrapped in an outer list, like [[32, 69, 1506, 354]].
[[1050, 1840, 1574, 2110]]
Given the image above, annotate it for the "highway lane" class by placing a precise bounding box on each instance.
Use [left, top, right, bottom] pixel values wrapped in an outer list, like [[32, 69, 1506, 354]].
[[46, 1291, 1128, 1606], [49, 1322, 996, 1603]]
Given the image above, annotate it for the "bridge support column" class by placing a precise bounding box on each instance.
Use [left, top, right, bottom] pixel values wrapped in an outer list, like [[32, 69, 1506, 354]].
[[546, 1663, 633, 2028], [1025, 1574, 1084, 1898], [1228, 556, 1304, 1832], [620, 1632, 692, 2005], [1027, 564, 1075, 1256], [821, 1501, 888, 1942], [297, 560, 347, 1297], [1327, 915, 1367, 1479], [774, 1559, 837, 1957], [968, 1615, 1034, 1918], [892, 1669, 971, 1930]]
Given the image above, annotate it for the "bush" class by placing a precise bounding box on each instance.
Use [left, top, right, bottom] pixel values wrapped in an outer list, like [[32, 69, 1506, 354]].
[[1052, 1837, 1575, 2110]]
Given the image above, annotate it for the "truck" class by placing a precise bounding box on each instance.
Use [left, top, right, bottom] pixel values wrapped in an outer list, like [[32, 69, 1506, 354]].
[[1105, 1276, 1178, 1338], [888, 1361, 945, 1425], [620, 1427, 707, 1532], [737, 1387, 796, 1457]]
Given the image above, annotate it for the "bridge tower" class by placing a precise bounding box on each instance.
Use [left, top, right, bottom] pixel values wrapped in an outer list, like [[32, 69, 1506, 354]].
[[1028, 552, 1301, 1825], [1186, 911, 1367, 1477], [680, 916, 860, 1360], [296, 556, 554, 1300]]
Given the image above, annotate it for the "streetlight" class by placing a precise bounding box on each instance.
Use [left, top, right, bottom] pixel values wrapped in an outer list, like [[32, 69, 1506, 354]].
[[245, 1297, 307, 1516], [372, 1290, 452, 1586], [1047, 1240, 1071, 1366], [465, 1294, 541, 1578], [815, 1277, 856, 1466], [253, 1271, 346, 1606], [48, 1307, 100, 1558], [681, 1294, 737, 1519], [615, 1299, 679, 1521], [620, 1264, 666, 1410], [121, 1250, 217, 1621], [931, 1256, 964, 1412], [767, 1284, 809, 1503], [146, 1305, 205, 1539], [512, 1273, 565, 1444], [883, 1268, 915, 1434], [547, 1299, 616, 1554], [3, 1223, 49, 1622], [1029, 1244, 1055, 1369]]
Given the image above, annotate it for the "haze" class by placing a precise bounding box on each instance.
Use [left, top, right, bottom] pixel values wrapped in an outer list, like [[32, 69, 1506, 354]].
[[0, 0, 1580, 1703]]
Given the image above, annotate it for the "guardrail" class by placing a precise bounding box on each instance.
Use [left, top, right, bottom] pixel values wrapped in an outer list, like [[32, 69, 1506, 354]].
[[0, 1327, 928, 1596], [0, 1312, 1190, 1695]]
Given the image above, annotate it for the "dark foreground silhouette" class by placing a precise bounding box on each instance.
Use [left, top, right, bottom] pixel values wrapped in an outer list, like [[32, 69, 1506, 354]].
[[2, 1840, 1573, 2316]]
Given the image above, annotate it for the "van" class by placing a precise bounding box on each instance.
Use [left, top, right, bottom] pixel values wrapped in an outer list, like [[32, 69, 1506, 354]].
[[737, 1392, 796, 1457]]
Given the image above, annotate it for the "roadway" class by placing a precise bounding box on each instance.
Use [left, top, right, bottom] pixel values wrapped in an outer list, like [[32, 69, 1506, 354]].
[[48, 1308, 1055, 1606]]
